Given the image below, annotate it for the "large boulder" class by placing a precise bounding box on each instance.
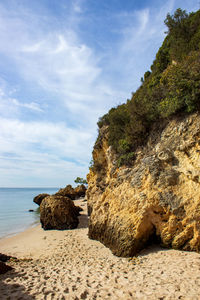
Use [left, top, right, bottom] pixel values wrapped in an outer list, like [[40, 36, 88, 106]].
[[55, 185, 76, 200], [33, 193, 49, 206], [40, 195, 79, 230], [87, 113, 200, 257], [74, 184, 87, 199], [55, 184, 87, 200]]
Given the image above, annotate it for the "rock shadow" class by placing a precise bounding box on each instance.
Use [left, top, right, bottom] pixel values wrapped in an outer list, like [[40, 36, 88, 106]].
[[138, 244, 170, 257], [0, 269, 34, 299], [78, 213, 89, 229]]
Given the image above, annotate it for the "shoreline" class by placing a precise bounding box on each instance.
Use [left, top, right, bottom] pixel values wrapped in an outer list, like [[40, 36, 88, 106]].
[[1, 198, 200, 299], [0, 198, 88, 259], [0, 220, 40, 242], [0, 224, 42, 258], [0, 192, 85, 241], [0, 186, 59, 242]]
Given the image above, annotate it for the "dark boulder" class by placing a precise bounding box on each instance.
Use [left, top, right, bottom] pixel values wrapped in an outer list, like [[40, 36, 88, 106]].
[[75, 206, 83, 215], [55, 184, 87, 200], [0, 261, 13, 274], [40, 195, 79, 230], [55, 185, 76, 200], [0, 253, 12, 262], [74, 184, 87, 199], [33, 193, 49, 206]]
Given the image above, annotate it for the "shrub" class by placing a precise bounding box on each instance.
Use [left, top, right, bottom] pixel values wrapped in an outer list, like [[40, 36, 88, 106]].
[[96, 9, 200, 167], [117, 152, 135, 167]]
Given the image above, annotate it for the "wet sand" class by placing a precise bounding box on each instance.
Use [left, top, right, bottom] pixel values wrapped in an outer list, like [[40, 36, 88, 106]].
[[0, 198, 200, 299]]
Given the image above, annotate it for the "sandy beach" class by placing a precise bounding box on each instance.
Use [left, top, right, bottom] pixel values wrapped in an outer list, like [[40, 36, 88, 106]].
[[0, 198, 200, 300]]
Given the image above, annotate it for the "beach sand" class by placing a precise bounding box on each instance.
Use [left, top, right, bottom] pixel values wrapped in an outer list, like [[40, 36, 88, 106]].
[[0, 198, 200, 299]]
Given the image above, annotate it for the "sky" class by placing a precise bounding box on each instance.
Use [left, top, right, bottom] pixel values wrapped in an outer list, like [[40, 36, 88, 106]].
[[0, 0, 198, 187]]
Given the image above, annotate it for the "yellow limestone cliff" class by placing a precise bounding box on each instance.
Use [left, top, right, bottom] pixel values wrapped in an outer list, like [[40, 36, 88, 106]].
[[87, 113, 200, 257]]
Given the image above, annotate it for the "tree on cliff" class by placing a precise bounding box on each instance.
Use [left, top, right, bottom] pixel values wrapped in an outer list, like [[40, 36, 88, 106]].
[[74, 177, 87, 185]]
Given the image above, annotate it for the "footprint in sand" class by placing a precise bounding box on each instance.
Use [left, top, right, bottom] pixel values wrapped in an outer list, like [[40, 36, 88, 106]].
[[80, 290, 89, 299]]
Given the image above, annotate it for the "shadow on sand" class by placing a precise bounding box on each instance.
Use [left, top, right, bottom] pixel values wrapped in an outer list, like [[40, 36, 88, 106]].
[[138, 244, 171, 257], [0, 268, 34, 299], [78, 213, 89, 229]]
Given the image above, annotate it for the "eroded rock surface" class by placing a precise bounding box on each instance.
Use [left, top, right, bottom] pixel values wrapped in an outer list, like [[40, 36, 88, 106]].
[[33, 193, 49, 206], [34, 184, 87, 208], [40, 195, 80, 230], [56, 185, 76, 200], [74, 184, 87, 199], [55, 184, 86, 200], [87, 113, 200, 257]]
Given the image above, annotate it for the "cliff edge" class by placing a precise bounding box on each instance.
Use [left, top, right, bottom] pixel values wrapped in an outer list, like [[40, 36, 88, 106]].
[[87, 112, 200, 256]]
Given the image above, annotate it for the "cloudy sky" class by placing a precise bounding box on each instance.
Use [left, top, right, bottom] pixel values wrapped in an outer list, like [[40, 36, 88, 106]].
[[0, 0, 198, 187]]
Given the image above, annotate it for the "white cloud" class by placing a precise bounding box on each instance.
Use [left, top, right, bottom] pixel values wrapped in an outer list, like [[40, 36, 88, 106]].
[[0, 117, 93, 186], [0, 152, 87, 187], [72, 0, 83, 13], [0, 86, 43, 114], [0, 2, 119, 186], [137, 9, 149, 35], [0, 0, 198, 187], [22, 42, 42, 53], [12, 99, 43, 112], [0, 3, 116, 124], [0, 117, 93, 160]]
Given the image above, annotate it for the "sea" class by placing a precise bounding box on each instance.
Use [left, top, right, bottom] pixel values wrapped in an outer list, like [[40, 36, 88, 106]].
[[0, 187, 59, 239]]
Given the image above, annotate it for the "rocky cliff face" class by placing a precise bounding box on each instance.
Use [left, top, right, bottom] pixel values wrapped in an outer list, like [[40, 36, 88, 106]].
[[87, 112, 200, 257]]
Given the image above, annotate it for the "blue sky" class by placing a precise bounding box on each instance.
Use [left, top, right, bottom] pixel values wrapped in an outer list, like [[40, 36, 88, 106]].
[[0, 0, 198, 187]]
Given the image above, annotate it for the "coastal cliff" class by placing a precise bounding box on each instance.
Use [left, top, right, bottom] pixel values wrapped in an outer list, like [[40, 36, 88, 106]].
[[86, 8, 200, 257], [87, 112, 200, 256]]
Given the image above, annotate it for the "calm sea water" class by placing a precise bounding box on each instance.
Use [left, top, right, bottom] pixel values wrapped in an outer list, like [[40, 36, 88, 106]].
[[0, 187, 59, 239]]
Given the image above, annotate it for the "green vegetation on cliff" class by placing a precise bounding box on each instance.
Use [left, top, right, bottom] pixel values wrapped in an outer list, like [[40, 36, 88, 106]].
[[97, 9, 200, 166], [74, 177, 87, 185]]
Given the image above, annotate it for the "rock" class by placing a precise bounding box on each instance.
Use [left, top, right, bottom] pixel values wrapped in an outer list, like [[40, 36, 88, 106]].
[[75, 206, 83, 214], [157, 149, 173, 161], [56, 184, 87, 200], [87, 112, 200, 257], [0, 261, 13, 274], [55, 185, 76, 200], [0, 253, 12, 262], [40, 195, 79, 230], [33, 193, 49, 206], [74, 185, 87, 199]]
